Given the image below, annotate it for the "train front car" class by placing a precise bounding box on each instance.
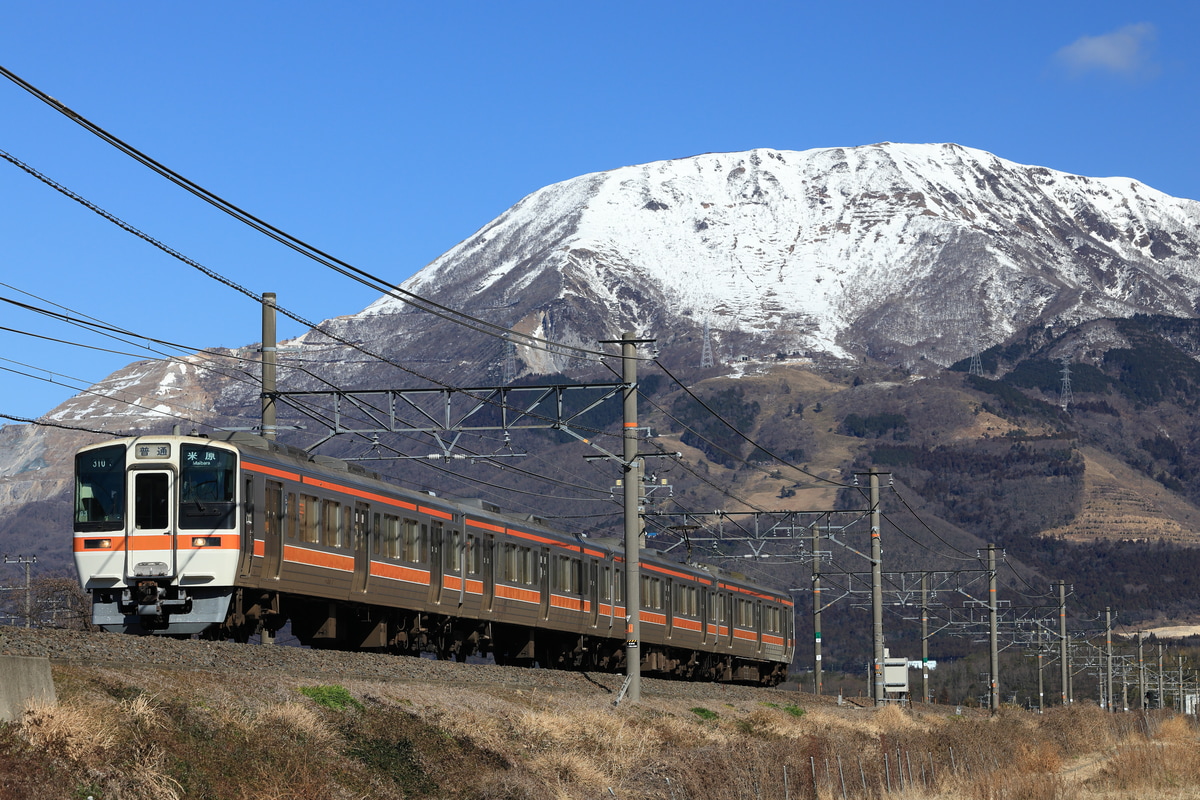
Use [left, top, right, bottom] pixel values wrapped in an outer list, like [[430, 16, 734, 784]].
[[73, 436, 242, 635]]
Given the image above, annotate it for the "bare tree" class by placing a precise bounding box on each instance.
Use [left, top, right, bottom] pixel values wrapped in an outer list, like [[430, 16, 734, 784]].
[[29, 574, 94, 631]]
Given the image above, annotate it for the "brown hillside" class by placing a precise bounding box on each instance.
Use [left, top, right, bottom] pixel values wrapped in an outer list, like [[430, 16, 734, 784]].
[[1042, 448, 1199, 544]]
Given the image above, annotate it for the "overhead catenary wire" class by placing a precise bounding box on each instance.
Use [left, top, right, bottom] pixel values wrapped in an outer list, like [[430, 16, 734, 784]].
[[0, 63, 623, 363], [2, 78, 776, 515], [885, 482, 982, 562], [3, 278, 630, 511], [0, 285, 399, 441], [651, 358, 852, 489], [0, 411, 129, 437], [2, 67, 1040, 579], [0, 146, 635, 453], [0, 359, 212, 430]]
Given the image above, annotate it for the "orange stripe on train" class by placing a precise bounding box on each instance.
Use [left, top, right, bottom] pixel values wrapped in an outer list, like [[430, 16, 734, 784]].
[[283, 545, 355, 572], [370, 561, 431, 585]]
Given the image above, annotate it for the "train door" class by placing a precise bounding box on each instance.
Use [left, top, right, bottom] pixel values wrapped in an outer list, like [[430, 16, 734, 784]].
[[539, 549, 550, 620], [787, 607, 796, 658], [428, 522, 443, 603], [262, 480, 284, 580], [724, 592, 735, 648], [755, 600, 763, 653], [441, 526, 463, 606], [701, 590, 711, 644], [128, 469, 174, 577], [589, 561, 599, 627], [351, 502, 370, 594], [480, 535, 495, 613], [238, 475, 256, 577], [664, 580, 674, 639]]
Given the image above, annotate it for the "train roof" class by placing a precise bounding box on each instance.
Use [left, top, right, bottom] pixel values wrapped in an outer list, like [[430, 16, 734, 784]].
[[81, 431, 790, 600]]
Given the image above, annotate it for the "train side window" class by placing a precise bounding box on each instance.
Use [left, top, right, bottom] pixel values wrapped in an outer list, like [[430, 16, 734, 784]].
[[443, 528, 461, 574], [372, 513, 381, 556], [299, 494, 320, 544], [286, 492, 296, 539], [382, 514, 400, 558], [466, 535, 481, 575], [265, 481, 282, 541], [673, 585, 697, 617], [402, 519, 422, 562], [615, 569, 623, 603], [737, 598, 755, 628], [599, 566, 611, 601], [552, 555, 564, 592], [323, 501, 342, 548], [506, 546, 534, 585], [553, 555, 576, 592], [517, 544, 528, 583], [501, 543, 515, 582], [640, 576, 663, 610]]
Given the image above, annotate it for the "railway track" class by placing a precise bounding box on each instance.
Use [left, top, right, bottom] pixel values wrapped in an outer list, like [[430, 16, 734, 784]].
[[0, 625, 806, 705]]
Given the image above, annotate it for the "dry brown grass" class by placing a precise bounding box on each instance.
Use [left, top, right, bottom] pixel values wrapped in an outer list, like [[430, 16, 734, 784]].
[[9, 664, 1200, 799], [17, 696, 183, 800], [1152, 713, 1197, 741], [17, 699, 116, 767]]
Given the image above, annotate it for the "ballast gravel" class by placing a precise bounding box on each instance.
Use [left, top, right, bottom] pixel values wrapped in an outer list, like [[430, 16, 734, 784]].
[[0, 625, 808, 704]]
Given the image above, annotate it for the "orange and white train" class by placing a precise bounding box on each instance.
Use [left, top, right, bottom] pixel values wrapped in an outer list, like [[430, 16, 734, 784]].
[[73, 431, 794, 683]]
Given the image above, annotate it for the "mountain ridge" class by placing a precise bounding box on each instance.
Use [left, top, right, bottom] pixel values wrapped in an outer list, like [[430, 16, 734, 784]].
[[349, 142, 1200, 372], [6, 143, 1200, 630]]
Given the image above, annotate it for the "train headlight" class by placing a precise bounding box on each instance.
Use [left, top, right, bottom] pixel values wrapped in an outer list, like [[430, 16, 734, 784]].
[[191, 537, 220, 547], [83, 538, 112, 549]]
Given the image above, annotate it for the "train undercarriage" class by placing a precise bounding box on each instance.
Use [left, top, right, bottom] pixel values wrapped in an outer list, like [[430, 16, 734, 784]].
[[213, 588, 785, 686]]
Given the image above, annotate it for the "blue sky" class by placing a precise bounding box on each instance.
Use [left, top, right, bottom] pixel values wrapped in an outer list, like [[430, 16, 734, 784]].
[[2, 1, 1198, 422]]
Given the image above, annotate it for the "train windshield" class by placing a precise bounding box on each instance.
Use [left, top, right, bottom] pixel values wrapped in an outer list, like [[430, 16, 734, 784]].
[[75, 444, 127, 531], [179, 444, 237, 529]]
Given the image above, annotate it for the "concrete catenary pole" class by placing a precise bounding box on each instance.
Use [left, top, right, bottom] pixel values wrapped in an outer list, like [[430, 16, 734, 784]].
[[1038, 653, 1045, 713], [261, 292, 277, 441], [988, 543, 999, 713], [1138, 631, 1146, 710], [870, 468, 885, 705], [922, 572, 930, 704], [1158, 644, 1164, 710], [1059, 581, 1069, 705], [621, 332, 642, 702], [811, 522, 822, 696], [1106, 607, 1114, 712]]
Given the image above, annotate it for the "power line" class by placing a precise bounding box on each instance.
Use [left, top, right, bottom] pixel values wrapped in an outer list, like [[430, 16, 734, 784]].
[[1, 149, 642, 465], [652, 358, 851, 488], [0, 412, 127, 437], [886, 482, 981, 561], [0, 287, 379, 436], [0, 63, 621, 363]]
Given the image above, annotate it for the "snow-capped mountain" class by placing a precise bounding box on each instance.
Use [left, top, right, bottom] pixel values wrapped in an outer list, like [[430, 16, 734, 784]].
[[6, 142, 1200, 564], [338, 142, 1200, 371]]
